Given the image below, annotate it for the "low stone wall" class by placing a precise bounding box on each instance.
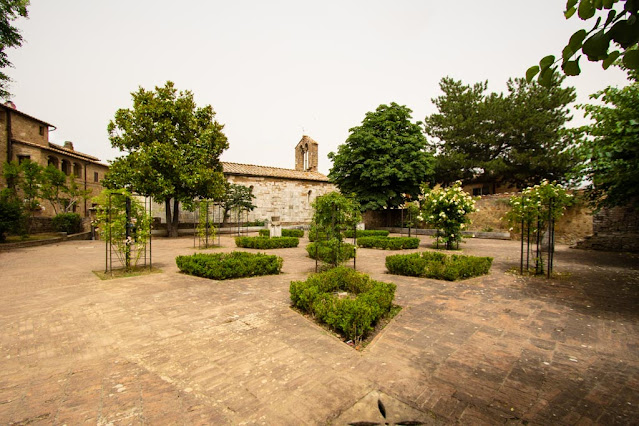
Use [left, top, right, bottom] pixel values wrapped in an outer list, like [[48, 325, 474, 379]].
[[575, 205, 639, 252], [362, 193, 594, 245]]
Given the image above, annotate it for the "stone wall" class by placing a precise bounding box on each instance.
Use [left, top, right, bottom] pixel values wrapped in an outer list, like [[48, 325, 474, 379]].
[[226, 175, 335, 225], [575, 205, 639, 252]]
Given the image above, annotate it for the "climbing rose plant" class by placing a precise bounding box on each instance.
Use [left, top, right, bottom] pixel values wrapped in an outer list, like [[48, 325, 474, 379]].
[[505, 180, 574, 233], [93, 189, 152, 270], [421, 182, 478, 250]]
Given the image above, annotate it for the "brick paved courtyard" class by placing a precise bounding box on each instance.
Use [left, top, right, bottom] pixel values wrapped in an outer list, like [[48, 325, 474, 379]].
[[0, 234, 637, 424]]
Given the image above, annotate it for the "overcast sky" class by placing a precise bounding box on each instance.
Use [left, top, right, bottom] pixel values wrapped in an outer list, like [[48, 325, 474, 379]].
[[7, 0, 630, 175]]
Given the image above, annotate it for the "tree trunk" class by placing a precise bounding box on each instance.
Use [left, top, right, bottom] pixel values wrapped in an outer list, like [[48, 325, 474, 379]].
[[165, 198, 180, 238]]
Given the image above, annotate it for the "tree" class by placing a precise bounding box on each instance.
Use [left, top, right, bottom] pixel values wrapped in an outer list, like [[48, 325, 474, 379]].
[[104, 81, 228, 237], [219, 183, 256, 226], [528, 0, 639, 87], [576, 71, 639, 209], [425, 76, 578, 189], [39, 165, 68, 215], [0, 0, 29, 99], [328, 103, 434, 211]]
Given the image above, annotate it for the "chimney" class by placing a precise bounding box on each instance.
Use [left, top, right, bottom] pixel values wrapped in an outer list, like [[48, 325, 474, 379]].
[[64, 141, 74, 150]]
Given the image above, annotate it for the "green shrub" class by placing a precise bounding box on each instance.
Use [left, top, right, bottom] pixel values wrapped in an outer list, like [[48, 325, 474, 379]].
[[290, 267, 396, 342], [357, 236, 420, 250], [235, 236, 299, 249], [343, 229, 390, 238], [306, 240, 356, 264], [259, 229, 304, 238], [308, 226, 328, 242], [386, 251, 492, 281], [0, 197, 24, 242], [52, 212, 83, 234], [176, 251, 283, 280]]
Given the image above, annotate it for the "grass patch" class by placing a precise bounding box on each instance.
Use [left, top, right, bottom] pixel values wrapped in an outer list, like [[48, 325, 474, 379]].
[[93, 266, 162, 280], [1, 233, 62, 243]]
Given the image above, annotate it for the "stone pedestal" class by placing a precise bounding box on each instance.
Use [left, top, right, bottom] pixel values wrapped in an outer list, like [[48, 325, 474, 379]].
[[270, 216, 282, 237], [356, 222, 365, 230]]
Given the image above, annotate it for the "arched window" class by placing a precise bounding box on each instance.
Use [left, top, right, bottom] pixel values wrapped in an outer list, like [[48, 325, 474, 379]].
[[61, 159, 71, 176], [48, 156, 59, 168], [73, 163, 82, 178]]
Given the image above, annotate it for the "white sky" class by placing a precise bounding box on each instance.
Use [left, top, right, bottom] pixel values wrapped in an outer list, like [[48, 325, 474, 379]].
[[7, 0, 630, 175]]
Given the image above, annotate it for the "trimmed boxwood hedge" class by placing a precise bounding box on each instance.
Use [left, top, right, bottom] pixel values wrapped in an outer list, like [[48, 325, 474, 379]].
[[386, 251, 493, 281], [290, 267, 396, 342], [176, 251, 283, 280], [357, 236, 420, 250], [258, 229, 304, 238], [235, 236, 299, 249], [52, 213, 83, 234], [306, 240, 356, 264], [343, 229, 390, 238]]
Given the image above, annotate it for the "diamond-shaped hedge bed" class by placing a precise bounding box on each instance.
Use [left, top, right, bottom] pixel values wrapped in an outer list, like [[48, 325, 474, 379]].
[[290, 267, 398, 345]]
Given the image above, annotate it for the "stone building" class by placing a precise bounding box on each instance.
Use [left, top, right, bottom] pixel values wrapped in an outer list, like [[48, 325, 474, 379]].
[[0, 102, 109, 218], [223, 136, 335, 225]]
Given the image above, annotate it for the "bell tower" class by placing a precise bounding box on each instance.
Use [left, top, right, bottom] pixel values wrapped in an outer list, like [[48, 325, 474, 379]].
[[295, 135, 319, 172]]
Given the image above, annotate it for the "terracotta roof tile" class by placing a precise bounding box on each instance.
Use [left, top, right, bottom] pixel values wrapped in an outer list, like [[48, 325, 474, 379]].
[[222, 162, 330, 182]]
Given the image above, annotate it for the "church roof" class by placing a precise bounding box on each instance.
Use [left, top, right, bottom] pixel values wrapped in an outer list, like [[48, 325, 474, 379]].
[[222, 162, 330, 182]]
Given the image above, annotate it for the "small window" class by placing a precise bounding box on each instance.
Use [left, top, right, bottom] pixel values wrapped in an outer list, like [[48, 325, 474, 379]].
[[17, 155, 30, 164], [94, 172, 99, 182], [39, 126, 44, 136]]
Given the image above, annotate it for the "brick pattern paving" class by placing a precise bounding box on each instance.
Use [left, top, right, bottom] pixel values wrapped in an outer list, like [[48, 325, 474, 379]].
[[0, 235, 637, 424]]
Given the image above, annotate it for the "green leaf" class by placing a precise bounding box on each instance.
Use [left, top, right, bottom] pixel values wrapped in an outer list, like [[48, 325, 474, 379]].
[[602, 50, 621, 68], [562, 57, 582, 75], [578, 0, 596, 19], [569, 29, 588, 50], [604, 9, 617, 27], [566, 0, 579, 10], [538, 66, 555, 88], [526, 65, 540, 82], [563, 45, 575, 61], [565, 6, 577, 19], [622, 49, 639, 69], [582, 30, 611, 60], [609, 19, 639, 48], [594, 0, 603, 9], [602, 0, 615, 8], [539, 54, 556, 70]]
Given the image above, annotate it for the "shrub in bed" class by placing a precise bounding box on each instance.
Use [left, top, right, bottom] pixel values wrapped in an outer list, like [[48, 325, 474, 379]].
[[386, 251, 492, 281], [306, 240, 355, 264], [289, 267, 396, 342], [357, 236, 419, 250], [176, 251, 283, 280], [52, 212, 83, 234], [235, 236, 299, 249], [259, 229, 304, 238], [343, 229, 390, 238]]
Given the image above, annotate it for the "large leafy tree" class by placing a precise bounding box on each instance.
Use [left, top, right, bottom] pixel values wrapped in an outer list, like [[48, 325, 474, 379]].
[[104, 81, 228, 237], [0, 0, 29, 99], [528, 0, 639, 86], [425, 76, 577, 190], [576, 71, 639, 209], [328, 103, 433, 211]]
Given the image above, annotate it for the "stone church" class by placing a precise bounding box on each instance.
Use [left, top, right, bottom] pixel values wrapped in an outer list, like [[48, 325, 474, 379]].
[[222, 135, 335, 225]]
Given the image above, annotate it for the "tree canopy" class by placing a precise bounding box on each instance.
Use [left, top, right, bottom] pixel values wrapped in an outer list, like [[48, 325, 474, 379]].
[[104, 81, 228, 237], [575, 71, 639, 209], [0, 0, 29, 99], [328, 102, 433, 211], [424, 75, 578, 190], [528, 0, 639, 87]]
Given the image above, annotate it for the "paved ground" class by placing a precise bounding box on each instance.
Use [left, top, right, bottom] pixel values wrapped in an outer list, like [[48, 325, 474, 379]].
[[0, 234, 638, 425]]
